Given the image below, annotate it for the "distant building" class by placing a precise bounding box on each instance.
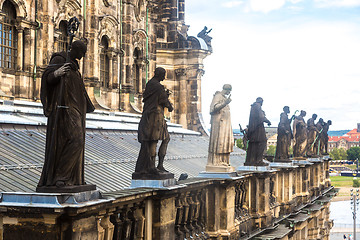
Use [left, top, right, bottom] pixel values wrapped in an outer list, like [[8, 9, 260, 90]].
[[267, 133, 277, 149], [328, 124, 360, 151]]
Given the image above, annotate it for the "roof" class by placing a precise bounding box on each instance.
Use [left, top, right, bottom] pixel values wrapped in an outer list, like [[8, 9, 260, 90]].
[[0, 100, 246, 193], [329, 135, 360, 143], [0, 99, 200, 135], [347, 128, 360, 136]]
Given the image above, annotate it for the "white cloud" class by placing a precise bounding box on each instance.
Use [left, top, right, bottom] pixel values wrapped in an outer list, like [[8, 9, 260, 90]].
[[222, 1, 244, 8], [249, 0, 286, 13], [315, 0, 360, 7], [288, 0, 303, 3]]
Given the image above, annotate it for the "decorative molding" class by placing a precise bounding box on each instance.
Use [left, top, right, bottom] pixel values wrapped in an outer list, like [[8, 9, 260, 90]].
[[175, 68, 189, 77], [134, 0, 145, 22]]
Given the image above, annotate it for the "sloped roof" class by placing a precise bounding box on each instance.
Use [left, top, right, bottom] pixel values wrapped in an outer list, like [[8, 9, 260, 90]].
[[0, 100, 245, 193], [329, 135, 360, 143], [347, 128, 360, 136]]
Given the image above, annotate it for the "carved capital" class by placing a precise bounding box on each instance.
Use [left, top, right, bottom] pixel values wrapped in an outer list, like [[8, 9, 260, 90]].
[[175, 68, 189, 76], [196, 69, 205, 78]]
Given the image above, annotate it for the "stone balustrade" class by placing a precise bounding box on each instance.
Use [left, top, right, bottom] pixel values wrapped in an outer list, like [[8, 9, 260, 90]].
[[0, 157, 336, 240]]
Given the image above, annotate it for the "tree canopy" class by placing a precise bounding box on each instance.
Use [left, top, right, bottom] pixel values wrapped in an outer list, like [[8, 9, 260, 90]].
[[347, 147, 360, 161]]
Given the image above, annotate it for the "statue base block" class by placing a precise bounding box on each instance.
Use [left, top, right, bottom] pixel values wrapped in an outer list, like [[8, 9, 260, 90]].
[[36, 184, 96, 193], [197, 171, 238, 179], [308, 157, 322, 163], [129, 178, 176, 189], [269, 161, 297, 168], [237, 165, 272, 172], [132, 172, 174, 180], [205, 165, 235, 173], [0, 190, 108, 208], [292, 159, 313, 165]]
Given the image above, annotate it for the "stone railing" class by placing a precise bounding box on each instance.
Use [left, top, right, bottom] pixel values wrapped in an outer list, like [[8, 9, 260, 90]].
[[0, 157, 336, 240]]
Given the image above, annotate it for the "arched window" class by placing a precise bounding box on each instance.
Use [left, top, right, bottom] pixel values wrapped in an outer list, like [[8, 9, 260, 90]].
[[0, 0, 17, 69], [100, 36, 110, 88], [57, 20, 68, 52]]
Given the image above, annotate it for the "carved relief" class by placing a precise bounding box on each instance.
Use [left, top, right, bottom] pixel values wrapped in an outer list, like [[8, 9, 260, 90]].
[[98, 15, 119, 48], [134, 0, 145, 22], [54, 0, 82, 28]]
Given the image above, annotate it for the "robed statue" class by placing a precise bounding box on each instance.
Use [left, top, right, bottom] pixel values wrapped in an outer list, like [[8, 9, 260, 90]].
[[37, 39, 95, 191], [293, 110, 307, 159], [274, 106, 293, 162], [314, 118, 325, 156], [133, 67, 174, 179], [244, 97, 271, 166], [306, 114, 318, 157], [321, 120, 332, 155], [206, 84, 234, 172]]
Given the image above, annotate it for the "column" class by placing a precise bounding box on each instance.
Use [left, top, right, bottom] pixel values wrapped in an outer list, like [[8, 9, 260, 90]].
[[175, 68, 188, 128], [16, 27, 24, 71]]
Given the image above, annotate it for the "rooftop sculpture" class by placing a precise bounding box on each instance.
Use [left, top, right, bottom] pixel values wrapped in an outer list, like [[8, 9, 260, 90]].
[[37, 17, 96, 193]]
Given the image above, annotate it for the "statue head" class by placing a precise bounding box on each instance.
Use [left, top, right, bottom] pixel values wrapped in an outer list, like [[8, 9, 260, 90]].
[[312, 114, 317, 120], [328, 120, 332, 125], [300, 110, 306, 117], [256, 97, 263, 106], [283, 106, 290, 114], [70, 40, 87, 60], [154, 67, 166, 81], [319, 118, 324, 123], [222, 84, 232, 95]]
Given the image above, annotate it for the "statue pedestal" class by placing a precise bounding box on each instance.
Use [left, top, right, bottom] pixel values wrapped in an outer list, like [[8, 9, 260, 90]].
[[292, 159, 313, 165], [0, 190, 109, 208], [197, 171, 238, 179], [308, 157, 322, 163], [129, 178, 177, 189], [237, 165, 272, 172], [36, 184, 96, 193], [131, 172, 176, 189], [205, 164, 235, 173], [269, 161, 297, 169]]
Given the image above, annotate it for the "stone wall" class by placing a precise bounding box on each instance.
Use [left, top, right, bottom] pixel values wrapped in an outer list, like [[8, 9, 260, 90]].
[[0, 0, 211, 132]]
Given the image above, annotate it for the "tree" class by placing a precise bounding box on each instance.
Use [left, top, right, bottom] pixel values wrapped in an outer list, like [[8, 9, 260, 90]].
[[236, 138, 246, 150], [347, 147, 360, 161], [267, 145, 276, 156], [330, 148, 348, 160]]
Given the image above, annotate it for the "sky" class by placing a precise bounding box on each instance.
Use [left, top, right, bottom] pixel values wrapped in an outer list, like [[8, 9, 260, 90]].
[[185, 0, 360, 131]]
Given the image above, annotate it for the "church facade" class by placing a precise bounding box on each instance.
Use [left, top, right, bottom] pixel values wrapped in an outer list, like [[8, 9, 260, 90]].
[[0, 0, 211, 132]]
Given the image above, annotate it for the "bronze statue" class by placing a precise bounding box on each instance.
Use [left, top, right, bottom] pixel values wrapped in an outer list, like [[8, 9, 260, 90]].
[[37, 40, 95, 191], [133, 67, 174, 179], [275, 106, 293, 162], [244, 97, 271, 166], [293, 110, 307, 159], [321, 120, 332, 155], [206, 84, 234, 172], [306, 114, 318, 157], [314, 118, 325, 156]]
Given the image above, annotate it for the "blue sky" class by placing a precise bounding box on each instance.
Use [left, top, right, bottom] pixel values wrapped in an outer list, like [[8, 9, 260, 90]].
[[185, 0, 360, 131]]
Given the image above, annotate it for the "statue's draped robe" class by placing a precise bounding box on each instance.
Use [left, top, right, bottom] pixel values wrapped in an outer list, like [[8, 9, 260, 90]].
[[135, 77, 171, 173], [245, 102, 268, 165], [321, 123, 330, 154], [275, 112, 292, 160], [314, 121, 323, 155], [306, 118, 317, 156], [38, 52, 95, 187], [208, 91, 233, 166], [293, 116, 307, 158]]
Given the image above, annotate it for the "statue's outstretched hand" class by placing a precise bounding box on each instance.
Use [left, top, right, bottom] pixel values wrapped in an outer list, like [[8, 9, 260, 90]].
[[168, 104, 173, 112], [54, 63, 71, 78]]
